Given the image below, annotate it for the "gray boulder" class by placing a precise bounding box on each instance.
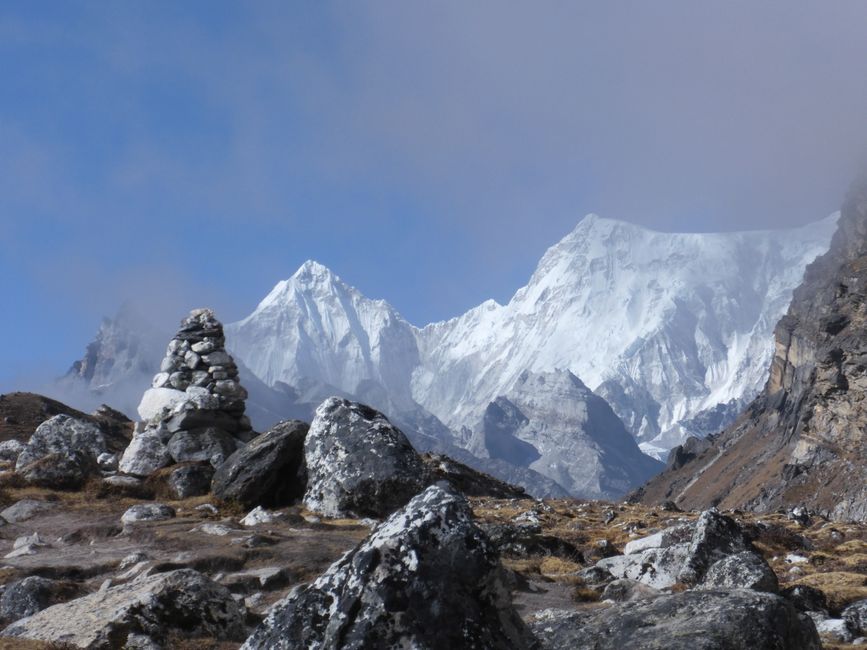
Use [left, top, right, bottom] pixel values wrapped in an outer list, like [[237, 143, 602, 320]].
[[242, 484, 535, 650], [844, 599, 867, 635], [212, 420, 309, 508], [0, 576, 80, 623], [700, 551, 779, 593], [531, 590, 820, 650], [2, 569, 245, 648], [0, 499, 55, 523], [17, 449, 98, 489], [15, 414, 107, 471], [303, 398, 426, 518]]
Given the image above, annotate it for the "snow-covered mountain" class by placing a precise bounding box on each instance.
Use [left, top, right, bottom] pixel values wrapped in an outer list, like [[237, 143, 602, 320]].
[[63, 213, 836, 496], [228, 214, 836, 459], [414, 214, 838, 455]]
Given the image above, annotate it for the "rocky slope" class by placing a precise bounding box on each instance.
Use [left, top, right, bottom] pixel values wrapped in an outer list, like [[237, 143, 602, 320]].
[[635, 178, 867, 521]]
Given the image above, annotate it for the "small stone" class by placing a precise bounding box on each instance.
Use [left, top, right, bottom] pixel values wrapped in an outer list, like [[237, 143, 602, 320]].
[[121, 503, 176, 524], [169, 372, 189, 390], [191, 339, 216, 354], [241, 506, 281, 527], [1, 499, 55, 523], [152, 372, 171, 388], [119, 552, 149, 570], [195, 503, 219, 515], [184, 350, 202, 370], [97, 452, 119, 471]]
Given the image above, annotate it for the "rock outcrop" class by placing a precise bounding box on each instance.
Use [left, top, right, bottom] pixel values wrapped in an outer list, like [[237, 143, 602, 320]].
[[212, 420, 309, 508], [303, 398, 427, 518], [635, 177, 867, 521], [242, 484, 536, 650], [119, 309, 252, 477], [531, 590, 820, 650], [2, 569, 245, 648]]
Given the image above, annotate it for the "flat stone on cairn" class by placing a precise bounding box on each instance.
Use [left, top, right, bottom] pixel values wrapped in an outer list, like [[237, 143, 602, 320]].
[[119, 309, 253, 477]]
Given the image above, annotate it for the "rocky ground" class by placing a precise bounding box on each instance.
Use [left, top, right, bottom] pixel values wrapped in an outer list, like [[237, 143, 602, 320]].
[[0, 477, 865, 647]]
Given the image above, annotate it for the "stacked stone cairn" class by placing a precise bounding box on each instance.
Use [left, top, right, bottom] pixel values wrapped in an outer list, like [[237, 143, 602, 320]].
[[119, 309, 253, 478]]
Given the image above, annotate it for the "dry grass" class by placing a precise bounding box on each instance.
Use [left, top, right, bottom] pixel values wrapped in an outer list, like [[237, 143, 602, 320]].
[[790, 572, 867, 612], [539, 556, 582, 578]]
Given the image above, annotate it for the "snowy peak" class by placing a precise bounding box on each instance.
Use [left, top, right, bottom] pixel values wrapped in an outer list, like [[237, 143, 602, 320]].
[[226, 260, 421, 413]]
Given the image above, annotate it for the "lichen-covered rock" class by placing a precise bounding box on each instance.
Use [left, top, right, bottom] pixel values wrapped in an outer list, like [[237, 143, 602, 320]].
[[531, 590, 820, 650], [17, 450, 98, 490], [700, 551, 779, 593], [242, 484, 535, 650], [596, 509, 751, 589], [212, 420, 309, 508], [2, 569, 245, 648], [303, 398, 427, 518], [0, 576, 81, 623], [844, 599, 867, 635], [782, 584, 829, 614], [15, 414, 107, 472]]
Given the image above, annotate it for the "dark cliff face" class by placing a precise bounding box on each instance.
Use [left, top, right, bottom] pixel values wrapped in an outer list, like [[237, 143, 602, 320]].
[[635, 177, 867, 521]]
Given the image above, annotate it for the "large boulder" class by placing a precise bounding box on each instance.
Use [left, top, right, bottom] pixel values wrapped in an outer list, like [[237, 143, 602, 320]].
[[596, 509, 752, 589], [15, 414, 107, 479], [242, 484, 535, 650], [2, 569, 245, 648], [17, 450, 98, 490], [531, 590, 820, 650], [303, 398, 427, 518], [212, 420, 309, 508]]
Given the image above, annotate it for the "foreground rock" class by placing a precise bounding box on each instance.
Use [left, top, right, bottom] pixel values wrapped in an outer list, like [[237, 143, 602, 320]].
[[531, 590, 820, 650], [212, 420, 309, 507], [243, 484, 535, 649], [303, 398, 427, 517], [119, 309, 253, 477], [2, 569, 245, 648]]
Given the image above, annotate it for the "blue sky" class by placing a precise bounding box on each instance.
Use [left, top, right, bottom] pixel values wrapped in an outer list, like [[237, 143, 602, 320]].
[[2, 1, 867, 388]]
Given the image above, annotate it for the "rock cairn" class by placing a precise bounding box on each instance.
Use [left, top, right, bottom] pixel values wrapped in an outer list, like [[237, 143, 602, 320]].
[[119, 309, 252, 477]]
